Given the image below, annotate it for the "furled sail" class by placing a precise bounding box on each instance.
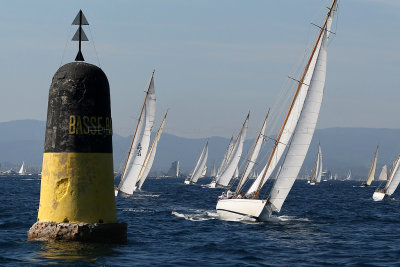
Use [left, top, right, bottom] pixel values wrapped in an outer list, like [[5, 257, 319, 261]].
[[118, 72, 156, 195], [378, 165, 388, 181], [364, 146, 379, 186], [189, 140, 209, 184], [216, 114, 249, 187], [267, 5, 335, 212], [137, 111, 167, 190]]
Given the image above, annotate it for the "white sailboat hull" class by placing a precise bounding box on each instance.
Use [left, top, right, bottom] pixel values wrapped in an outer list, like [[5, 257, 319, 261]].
[[372, 191, 385, 201], [216, 199, 271, 221], [184, 179, 190, 185]]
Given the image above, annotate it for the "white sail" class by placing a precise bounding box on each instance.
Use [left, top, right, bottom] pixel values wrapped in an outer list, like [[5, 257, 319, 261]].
[[246, 15, 326, 196], [378, 165, 388, 181], [345, 170, 351, 180], [216, 136, 234, 180], [210, 162, 217, 178], [236, 111, 269, 193], [316, 145, 323, 183], [216, 114, 249, 187], [310, 144, 322, 184], [189, 140, 209, 184], [364, 146, 379, 186], [137, 111, 167, 190], [267, 8, 334, 213], [18, 162, 25, 175], [234, 166, 239, 179], [118, 73, 156, 195], [384, 156, 400, 196]]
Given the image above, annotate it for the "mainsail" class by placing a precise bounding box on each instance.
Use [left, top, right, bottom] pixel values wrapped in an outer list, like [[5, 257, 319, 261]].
[[118, 72, 156, 195], [267, 4, 335, 212], [188, 140, 209, 184], [215, 113, 249, 187], [137, 111, 168, 190], [362, 146, 379, 186]]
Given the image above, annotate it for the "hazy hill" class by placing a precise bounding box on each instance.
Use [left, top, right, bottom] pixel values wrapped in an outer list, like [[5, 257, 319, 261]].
[[0, 120, 399, 179]]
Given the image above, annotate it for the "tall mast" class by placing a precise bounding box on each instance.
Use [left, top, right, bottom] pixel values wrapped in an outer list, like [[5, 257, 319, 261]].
[[254, 0, 337, 199], [235, 109, 270, 195], [117, 71, 155, 190]]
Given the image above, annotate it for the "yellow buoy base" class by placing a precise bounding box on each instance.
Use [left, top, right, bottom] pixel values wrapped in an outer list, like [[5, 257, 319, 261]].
[[38, 152, 117, 223]]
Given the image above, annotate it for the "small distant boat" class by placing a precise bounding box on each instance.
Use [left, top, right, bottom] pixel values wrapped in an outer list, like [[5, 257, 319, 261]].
[[309, 144, 322, 185], [377, 165, 388, 181], [373, 155, 400, 201], [184, 140, 208, 185], [361, 146, 378, 187], [345, 170, 351, 181], [18, 162, 26, 175], [210, 162, 217, 179]]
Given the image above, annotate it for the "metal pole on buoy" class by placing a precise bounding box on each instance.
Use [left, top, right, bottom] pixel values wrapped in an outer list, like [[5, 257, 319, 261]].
[[28, 10, 127, 243]]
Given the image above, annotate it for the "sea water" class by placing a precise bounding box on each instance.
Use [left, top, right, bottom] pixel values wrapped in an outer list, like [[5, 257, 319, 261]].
[[1, 175, 400, 266]]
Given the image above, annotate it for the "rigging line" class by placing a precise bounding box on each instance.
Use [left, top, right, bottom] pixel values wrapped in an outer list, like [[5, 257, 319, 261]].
[[60, 26, 73, 67], [88, 25, 101, 67]]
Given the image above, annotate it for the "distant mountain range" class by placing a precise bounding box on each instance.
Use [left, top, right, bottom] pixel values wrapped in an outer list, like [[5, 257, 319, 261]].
[[1, 120, 400, 179]]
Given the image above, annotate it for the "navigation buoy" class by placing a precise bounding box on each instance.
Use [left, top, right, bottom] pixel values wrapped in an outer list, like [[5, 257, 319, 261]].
[[28, 10, 126, 243]]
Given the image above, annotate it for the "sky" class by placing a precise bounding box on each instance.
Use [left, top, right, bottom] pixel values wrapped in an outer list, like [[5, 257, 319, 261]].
[[0, 0, 399, 139]]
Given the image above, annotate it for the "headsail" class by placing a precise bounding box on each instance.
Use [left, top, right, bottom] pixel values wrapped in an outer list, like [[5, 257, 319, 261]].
[[216, 113, 249, 187], [266, 2, 336, 212], [236, 109, 269, 194], [377, 165, 388, 181], [137, 111, 168, 190]]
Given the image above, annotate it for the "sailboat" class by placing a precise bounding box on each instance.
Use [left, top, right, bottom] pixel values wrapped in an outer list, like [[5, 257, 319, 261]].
[[184, 140, 209, 185], [372, 155, 400, 201], [234, 109, 269, 194], [216, 0, 337, 221], [210, 162, 217, 179], [137, 111, 168, 190], [308, 144, 322, 185], [115, 71, 156, 196], [377, 165, 388, 181], [209, 113, 249, 188], [18, 162, 26, 175], [345, 170, 351, 181], [361, 146, 379, 187]]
